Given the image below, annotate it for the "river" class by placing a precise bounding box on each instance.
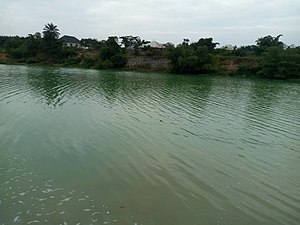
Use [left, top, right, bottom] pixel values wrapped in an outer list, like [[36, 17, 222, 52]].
[[0, 64, 299, 225]]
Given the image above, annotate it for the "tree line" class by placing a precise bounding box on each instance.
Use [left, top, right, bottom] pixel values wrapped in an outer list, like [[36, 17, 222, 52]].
[[0, 23, 129, 69], [165, 35, 300, 79], [0, 23, 299, 79]]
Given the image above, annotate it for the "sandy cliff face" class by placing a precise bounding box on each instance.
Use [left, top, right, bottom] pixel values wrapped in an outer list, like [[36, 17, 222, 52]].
[[222, 59, 239, 72], [0, 52, 7, 62], [126, 55, 260, 74], [126, 56, 170, 71], [218, 57, 260, 74]]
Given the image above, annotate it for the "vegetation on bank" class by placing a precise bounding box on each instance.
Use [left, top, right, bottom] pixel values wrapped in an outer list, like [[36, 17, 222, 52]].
[[165, 35, 300, 79], [0, 23, 299, 79]]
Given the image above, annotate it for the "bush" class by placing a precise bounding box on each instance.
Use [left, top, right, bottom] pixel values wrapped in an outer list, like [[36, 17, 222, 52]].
[[110, 54, 127, 68], [81, 57, 96, 68], [166, 43, 215, 74], [259, 47, 300, 79], [102, 60, 113, 69]]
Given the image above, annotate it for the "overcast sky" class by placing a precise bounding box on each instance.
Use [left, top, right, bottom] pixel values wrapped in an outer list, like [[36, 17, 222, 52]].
[[0, 0, 299, 46]]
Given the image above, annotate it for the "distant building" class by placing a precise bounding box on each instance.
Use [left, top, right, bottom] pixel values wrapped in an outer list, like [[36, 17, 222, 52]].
[[222, 44, 235, 51], [60, 35, 81, 48], [141, 41, 165, 49]]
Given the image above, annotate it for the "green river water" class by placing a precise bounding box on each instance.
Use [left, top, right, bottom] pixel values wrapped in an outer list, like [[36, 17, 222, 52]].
[[0, 64, 299, 225]]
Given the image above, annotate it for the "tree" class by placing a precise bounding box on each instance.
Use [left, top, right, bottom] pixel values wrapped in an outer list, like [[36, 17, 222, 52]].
[[107, 36, 119, 45], [234, 45, 258, 56], [182, 38, 190, 45], [259, 46, 300, 79], [120, 35, 142, 49], [120, 36, 131, 49], [26, 33, 42, 57], [4, 36, 28, 59], [80, 38, 101, 50], [256, 34, 284, 54], [41, 23, 63, 57], [42, 23, 60, 41], [0, 36, 10, 49], [165, 38, 216, 74], [190, 38, 219, 52], [97, 37, 127, 68]]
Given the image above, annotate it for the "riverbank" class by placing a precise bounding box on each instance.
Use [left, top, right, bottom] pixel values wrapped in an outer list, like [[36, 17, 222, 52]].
[[0, 49, 299, 79], [0, 50, 258, 75], [1, 33, 300, 79]]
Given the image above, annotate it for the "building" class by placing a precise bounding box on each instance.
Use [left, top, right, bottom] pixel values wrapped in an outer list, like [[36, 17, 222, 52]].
[[141, 41, 165, 49], [222, 44, 235, 51], [60, 35, 81, 48]]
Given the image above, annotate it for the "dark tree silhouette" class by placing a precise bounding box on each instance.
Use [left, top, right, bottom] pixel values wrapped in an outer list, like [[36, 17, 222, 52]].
[[42, 23, 60, 40], [255, 34, 284, 54]]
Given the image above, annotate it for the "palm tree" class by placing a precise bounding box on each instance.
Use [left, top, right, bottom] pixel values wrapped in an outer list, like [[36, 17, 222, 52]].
[[42, 23, 60, 40]]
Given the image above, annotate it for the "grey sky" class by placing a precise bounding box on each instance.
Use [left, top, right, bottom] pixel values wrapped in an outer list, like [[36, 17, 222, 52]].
[[0, 0, 299, 46]]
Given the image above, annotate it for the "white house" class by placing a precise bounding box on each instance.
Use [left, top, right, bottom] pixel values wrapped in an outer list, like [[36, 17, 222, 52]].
[[141, 41, 165, 49], [60, 35, 81, 48], [222, 44, 235, 51]]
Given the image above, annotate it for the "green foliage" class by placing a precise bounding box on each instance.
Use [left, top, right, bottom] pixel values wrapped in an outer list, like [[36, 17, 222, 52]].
[[94, 59, 114, 69], [81, 57, 96, 68], [26, 33, 43, 57], [80, 38, 101, 50], [4, 24, 62, 63], [1, 30, 127, 69], [256, 34, 284, 55], [1, 29, 299, 79], [119, 36, 151, 56], [119, 36, 150, 50], [4, 35, 44, 61], [98, 37, 127, 68], [166, 38, 217, 74], [3, 32, 67, 64], [5, 37, 28, 59], [234, 45, 258, 57], [190, 38, 219, 52], [100, 46, 118, 61], [120, 36, 140, 49], [42, 40, 64, 60], [258, 47, 300, 79], [110, 54, 127, 68], [60, 48, 80, 66], [0, 36, 10, 49], [59, 47, 78, 58]]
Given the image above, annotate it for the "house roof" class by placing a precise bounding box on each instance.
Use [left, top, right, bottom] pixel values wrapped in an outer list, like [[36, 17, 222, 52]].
[[60, 35, 80, 44]]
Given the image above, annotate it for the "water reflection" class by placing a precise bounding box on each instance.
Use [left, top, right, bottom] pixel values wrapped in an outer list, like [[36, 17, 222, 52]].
[[247, 80, 283, 115], [23, 67, 215, 110], [96, 71, 124, 103], [26, 68, 65, 107]]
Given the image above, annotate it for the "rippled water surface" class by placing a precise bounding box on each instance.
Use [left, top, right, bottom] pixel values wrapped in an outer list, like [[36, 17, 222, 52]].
[[0, 64, 299, 225]]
